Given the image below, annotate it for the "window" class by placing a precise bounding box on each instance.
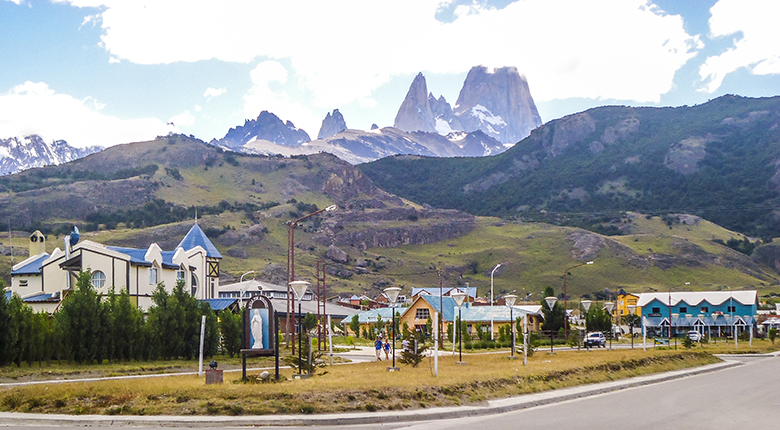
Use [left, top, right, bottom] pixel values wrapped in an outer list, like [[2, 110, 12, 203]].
[[679, 307, 687, 313], [416, 308, 430, 320], [701, 307, 708, 313], [176, 265, 186, 282], [149, 266, 158, 285], [19, 280, 28, 287], [191, 273, 198, 296], [727, 306, 736, 312], [652, 307, 660, 313], [91, 271, 106, 289]]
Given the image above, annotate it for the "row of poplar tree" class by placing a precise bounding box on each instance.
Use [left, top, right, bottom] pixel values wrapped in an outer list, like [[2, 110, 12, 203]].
[[0, 271, 246, 367]]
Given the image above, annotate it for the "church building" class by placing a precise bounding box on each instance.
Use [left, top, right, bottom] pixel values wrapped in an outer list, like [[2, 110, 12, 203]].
[[8, 224, 221, 313]]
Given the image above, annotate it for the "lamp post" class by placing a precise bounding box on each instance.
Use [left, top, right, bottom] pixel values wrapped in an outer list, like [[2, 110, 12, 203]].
[[505, 294, 518, 359], [452, 290, 467, 364], [545, 296, 557, 354], [581, 299, 592, 350], [604, 302, 615, 349], [490, 263, 501, 340], [627, 305, 636, 349], [384, 286, 402, 371], [290, 280, 310, 377], [239, 270, 255, 308], [562, 261, 593, 340], [286, 205, 337, 352]]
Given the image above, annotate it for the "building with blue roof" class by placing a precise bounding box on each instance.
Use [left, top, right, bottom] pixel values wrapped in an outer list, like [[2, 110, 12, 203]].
[[10, 224, 222, 313]]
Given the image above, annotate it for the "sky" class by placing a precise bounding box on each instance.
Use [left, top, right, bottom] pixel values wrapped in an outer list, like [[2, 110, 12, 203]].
[[1, 0, 779, 149]]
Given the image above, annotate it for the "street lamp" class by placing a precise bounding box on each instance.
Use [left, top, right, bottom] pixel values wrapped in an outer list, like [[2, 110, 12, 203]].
[[604, 302, 615, 349], [563, 261, 593, 340], [452, 290, 467, 364], [384, 286, 402, 371], [581, 299, 592, 350], [286, 205, 337, 352], [490, 263, 501, 340], [545, 296, 558, 354], [505, 294, 518, 359], [627, 305, 636, 349], [290, 280, 310, 377], [239, 270, 255, 308]]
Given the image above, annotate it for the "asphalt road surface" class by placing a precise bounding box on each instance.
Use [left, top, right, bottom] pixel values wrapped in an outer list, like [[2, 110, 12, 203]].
[[3, 355, 777, 429]]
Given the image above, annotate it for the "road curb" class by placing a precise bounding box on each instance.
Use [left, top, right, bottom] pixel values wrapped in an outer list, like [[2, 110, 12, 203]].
[[0, 360, 743, 428]]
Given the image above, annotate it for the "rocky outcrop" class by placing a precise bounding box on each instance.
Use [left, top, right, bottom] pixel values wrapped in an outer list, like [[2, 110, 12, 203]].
[[214, 111, 311, 148], [317, 109, 348, 140], [454, 66, 542, 144], [312, 208, 476, 251]]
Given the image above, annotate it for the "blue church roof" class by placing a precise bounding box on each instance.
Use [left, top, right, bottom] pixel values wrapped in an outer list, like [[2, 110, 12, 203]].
[[176, 224, 223, 259], [10, 254, 50, 275], [105, 246, 179, 269]]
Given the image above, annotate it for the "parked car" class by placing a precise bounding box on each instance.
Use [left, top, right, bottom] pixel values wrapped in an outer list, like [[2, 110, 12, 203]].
[[687, 330, 702, 342], [584, 332, 606, 348]]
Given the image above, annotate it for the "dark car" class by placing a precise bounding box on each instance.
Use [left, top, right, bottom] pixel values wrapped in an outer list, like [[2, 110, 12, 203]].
[[584, 332, 606, 348]]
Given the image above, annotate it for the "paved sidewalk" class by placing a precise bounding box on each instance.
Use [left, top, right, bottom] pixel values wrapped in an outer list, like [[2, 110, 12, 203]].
[[0, 356, 761, 428]]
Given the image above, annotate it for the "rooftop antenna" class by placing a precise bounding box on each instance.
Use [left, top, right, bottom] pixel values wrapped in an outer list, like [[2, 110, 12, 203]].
[[195, 210, 198, 224]]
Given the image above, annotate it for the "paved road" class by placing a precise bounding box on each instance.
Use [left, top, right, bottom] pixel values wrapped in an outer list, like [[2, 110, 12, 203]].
[[3, 355, 776, 429]]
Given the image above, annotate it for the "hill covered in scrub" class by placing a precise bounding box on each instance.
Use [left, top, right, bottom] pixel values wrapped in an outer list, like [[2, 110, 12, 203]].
[[1, 134, 780, 301], [360, 95, 780, 240]]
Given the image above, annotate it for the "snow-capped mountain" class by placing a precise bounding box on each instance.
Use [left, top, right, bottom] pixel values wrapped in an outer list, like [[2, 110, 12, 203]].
[[214, 111, 311, 148], [0, 135, 103, 176], [394, 66, 543, 144]]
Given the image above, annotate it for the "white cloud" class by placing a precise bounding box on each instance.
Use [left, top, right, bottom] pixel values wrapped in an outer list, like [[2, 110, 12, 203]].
[[60, 0, 699, 107], [699, 0, 780, 93], [243, 61, 322, 137], [169, 110, 196, 127], [204, 87, 226, 99], [0, 82, 172, 148]]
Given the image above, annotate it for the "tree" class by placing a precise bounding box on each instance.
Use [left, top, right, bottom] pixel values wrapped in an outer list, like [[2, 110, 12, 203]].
[[54, 270, 103, 363], [349, 314, 360, 338], [107, 288, 144, 361], [540, 287, 565, 335], [219, 309, 242, 357], [769, 328, 778, 344], [0, 290, 13, 366], [201, 302, 219, 358]]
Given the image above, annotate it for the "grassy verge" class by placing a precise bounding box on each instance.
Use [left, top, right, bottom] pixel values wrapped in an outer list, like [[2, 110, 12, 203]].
[[0, 349, 719, 416]]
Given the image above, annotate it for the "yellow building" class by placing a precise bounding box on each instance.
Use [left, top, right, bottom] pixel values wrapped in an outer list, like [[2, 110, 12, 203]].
[[615, 288, 641, 318]]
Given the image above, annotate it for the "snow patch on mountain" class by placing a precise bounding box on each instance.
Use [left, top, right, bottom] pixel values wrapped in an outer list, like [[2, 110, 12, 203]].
[[0, 135, 103, 176]]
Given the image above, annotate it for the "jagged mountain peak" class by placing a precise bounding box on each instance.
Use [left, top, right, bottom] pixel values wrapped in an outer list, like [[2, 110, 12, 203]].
[[394, 66, 542, 144], [318, 109, 348, 140], [0, 135, 102, 176], [214, 111, 311, 148]]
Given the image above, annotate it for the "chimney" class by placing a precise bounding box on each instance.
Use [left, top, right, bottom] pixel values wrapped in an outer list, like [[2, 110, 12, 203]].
[[29, 230, 45, 256]]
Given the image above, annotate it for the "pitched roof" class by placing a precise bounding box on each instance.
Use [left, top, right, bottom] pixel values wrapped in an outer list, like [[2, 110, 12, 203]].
[[22, 292, 60, 303], [4, 290, 11, 302], [199, 298, 238, 311], [637, 291, 757, 308], [176, 224, 223, 259], [105, 247, 179, 269], [10, 253, 49, 275], [412, 286, 477, 298], [353, 307, 408, 324]]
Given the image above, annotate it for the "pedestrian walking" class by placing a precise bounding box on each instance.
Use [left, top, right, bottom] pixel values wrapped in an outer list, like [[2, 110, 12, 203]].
[[374, 336, 383, 361], [384, 339, 390, 361]]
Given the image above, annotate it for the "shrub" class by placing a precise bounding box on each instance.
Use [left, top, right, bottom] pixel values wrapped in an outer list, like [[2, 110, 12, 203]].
[[769, 328, 778, 344]]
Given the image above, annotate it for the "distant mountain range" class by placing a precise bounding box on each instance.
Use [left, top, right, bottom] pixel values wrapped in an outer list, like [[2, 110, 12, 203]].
[[360, 95, 780, 239], [209, 65, 540, 163], [0, 135, 102, 176]]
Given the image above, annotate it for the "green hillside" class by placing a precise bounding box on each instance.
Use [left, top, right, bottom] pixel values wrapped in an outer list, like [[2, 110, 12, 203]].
[[2, 134, 780, 302], [360, 95, 780, 240]]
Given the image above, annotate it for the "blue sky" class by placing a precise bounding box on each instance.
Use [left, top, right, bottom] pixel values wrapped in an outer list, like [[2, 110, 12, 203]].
[[1, 0, 779, 149]]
